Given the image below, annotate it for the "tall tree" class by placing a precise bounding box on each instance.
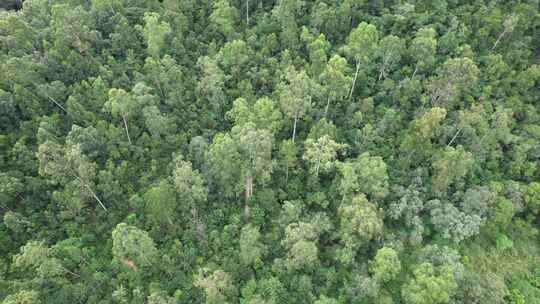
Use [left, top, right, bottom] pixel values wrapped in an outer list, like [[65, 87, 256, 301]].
[[302, 135, 345, 176], [141, 12, 171, 58], [111, 223, 158, 269], [410, 27, 438, 77], [319, 55, 350, 117], [344, 22, 379, 98], [210, 0, 237, 40], [173, 155, 208, 245], [38, 141, 107, 211], [278, 67, 314, 142], [207, 122, 273, 218], [377, 35, 405, 80]]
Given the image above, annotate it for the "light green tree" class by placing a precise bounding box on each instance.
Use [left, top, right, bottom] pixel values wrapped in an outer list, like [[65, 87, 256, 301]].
[[207, 122, 273, 218], [377, 35, 405, 80], [303, 135, 345, 176], [344, 22, 379, 98], [370, 247, 401, 283], [410, 27, 437, 77], [141, 12, 171, 58], [428, 57, 479, 108], [112, 223, 158, 269], [338, 152, 389, 200], [143, 180, 177, 226], [431, 145, 474, 196], [38, 141, 106, 211], [195, 269, 235, 304], [319, 55, 351, 117], [174, 155, 208, 245], [278, 67, 314, 142], [210, 0, 237, 40], [338, 194, 383, 263], [402, 263, 458, 304], [2, 290, 40, 304], [240, 224, 265, 268]]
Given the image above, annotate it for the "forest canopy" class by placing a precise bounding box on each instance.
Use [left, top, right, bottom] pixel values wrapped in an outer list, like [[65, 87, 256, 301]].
[[0, 0, 540, 303]]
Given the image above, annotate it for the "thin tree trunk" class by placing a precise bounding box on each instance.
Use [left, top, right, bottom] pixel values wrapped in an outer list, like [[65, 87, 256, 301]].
[[324, 96, 331, 118], [292, 114, 298, 143], [122, 115, 132, 145], [349, 61, 360, 99], [192, 207, 207, 248], [246, 0, 249, 26], [80, 180, 107, 211], [412, 64, 418, 78], [244, 174, 253, 220], [62, 266, 80, 277], [44, 93, 68, 113], [492, 30, 507, 50], [447, 127, 462, 146], [378, 56, 389, 81]]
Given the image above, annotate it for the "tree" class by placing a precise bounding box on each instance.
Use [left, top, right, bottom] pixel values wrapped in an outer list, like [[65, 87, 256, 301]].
[[12, 241, 65, 279], [218, 39, 251, 82], [141, 12, 171, 58], [402, 263, 458, 304], [111, 223, 158, 269], [338, 152, 389, 200], [279, 139, 297, 182], [319, 55, 350, 117], [173, 155, 208, 244], [272, 0, 302, 50], [400, 107, 447, 162], [428, 57, 479, 108], [278, 67, 314, 142], [338, 194, 383, 263], [377, 35, 405, 80], [344, 22, 379, 98], [143, 180, 177, 226], [147, 291, 176, 304], [282, 222, 319, 271], [196, 56, 226, 118], [410, 27, 437, 77], [428, 199, 483, 243], [370, 247, 401, 283], [143, 105, 176, 140], [492, 14, 518, 50], [302, 135, 345, 176], [195, 269, 235, 304], [314, 295, 338, 304], [227, 97, 283, 134], [240, 224, 264, 268], [105, 82, 157, 145], [210, 0, 237, 40], [38, 141, 107, 211], [301, 29, 330, 77], [106, 88, 136, 145], [207, 122, 273, 218], [2, 290, 40, 304], [431, 146, 474, 196]]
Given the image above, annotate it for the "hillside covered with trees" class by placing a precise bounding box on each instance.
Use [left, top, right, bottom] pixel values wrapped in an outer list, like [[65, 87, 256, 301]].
[[1, 0, 540, 303]]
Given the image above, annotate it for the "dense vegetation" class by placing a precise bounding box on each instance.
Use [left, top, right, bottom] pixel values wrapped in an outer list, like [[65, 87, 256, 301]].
[[1, 0, 539, 303]]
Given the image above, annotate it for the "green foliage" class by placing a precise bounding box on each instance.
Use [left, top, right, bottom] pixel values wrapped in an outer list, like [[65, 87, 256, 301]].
[[303, 135, 345, 176], [112, 223, 158, 269], [143, 180, 177, 226], [2, 290, 40, 304], [370, 247, 402, 283], [402, 263, 458, 304], [141, 12, 171, 58], [1, 1, 539, 303]]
